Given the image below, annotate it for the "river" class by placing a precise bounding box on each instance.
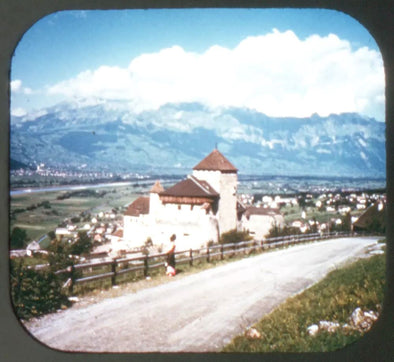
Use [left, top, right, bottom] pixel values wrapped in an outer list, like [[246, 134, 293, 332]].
[[10, 181, 135, 196]]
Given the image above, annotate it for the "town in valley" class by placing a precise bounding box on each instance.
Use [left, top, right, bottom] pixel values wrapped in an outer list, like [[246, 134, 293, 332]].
[[10, 149, 386, 261]]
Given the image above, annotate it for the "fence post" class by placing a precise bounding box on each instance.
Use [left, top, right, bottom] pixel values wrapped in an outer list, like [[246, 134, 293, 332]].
[[207, 245, 210, 263], [144, 255, 149, 277], [189, 249, 193, 267], [68, 263, 75, 295], [111, 258, 117, 286], [220, 244, 224, 260]]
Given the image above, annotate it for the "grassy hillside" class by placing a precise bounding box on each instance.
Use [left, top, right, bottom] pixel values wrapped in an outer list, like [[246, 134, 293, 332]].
[[223, 251, 385, 352]]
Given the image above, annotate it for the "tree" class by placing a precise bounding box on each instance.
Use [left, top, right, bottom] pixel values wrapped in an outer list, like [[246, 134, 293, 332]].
[[10, 227, 29, 249], [47, 230, 56, 241], [342, 212, 352, 232], [69, 231, 93, 256], [10, 258, 70, 320], [297, 194, 307, 209], [47, 239, 73, 271]]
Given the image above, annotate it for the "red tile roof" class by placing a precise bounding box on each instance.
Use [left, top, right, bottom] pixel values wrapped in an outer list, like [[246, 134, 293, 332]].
[[193, 149, 237, 172], [160, 176, 219, 198], [244, 206, 281, 220], [112, 229, 123, 238], [124, 196, 150, 216]]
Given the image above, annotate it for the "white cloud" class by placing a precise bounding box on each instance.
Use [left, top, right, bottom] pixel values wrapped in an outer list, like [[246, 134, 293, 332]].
[[10, 79, 33, 95], [46, 29, 385, 120], [10, 107, 27, 117], [10, 79, 22, 92]]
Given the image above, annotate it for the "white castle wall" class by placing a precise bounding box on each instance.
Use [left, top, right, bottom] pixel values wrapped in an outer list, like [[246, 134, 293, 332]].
[[124, 198, 219, 250], [149, 192, 161, 217], [150, 202, 219, 249], [123, 214, 151, 248], [192, 170, 221, 193], [217, 172, 238, 233]]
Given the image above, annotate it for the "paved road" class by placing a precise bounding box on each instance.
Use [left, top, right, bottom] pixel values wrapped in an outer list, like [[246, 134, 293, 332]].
[[23, 237, 380, 352]]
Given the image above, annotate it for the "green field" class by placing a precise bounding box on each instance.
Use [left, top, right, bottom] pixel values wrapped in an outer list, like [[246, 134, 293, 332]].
[[10, 184, 143, 243]]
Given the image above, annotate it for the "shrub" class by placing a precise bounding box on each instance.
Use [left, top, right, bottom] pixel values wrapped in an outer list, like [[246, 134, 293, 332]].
[[10, 259, 70, 320], [10, 227, 29, 250], [69, 231, 92, 256], [220, 229, 252, 244], [267, 225, 301, 238]]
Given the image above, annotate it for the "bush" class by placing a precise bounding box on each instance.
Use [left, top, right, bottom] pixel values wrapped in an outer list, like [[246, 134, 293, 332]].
[[69, 231, 93, 256], [267, 225, 301, 238], [70, 216, 81, 223], [10, 227, 29, 250], [220, 229, 252, 244], [10, 259, 70, 320]]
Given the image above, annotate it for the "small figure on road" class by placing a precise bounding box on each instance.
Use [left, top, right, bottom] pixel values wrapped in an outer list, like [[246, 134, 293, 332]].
[[165, 234, 176, 277]]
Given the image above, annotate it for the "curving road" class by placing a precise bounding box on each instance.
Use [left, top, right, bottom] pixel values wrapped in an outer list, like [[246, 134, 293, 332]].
[[23, 237, 380, 352]]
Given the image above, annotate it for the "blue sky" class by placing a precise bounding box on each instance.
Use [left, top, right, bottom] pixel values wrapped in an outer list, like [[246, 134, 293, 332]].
[[10, 8, 385, 121]]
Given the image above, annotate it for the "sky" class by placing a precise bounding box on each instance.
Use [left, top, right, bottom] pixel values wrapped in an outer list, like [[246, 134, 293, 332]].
[[10, 8, 385, 121]]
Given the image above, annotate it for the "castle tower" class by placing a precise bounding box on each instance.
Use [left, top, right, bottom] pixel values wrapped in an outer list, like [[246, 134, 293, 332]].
[[149, 180, 164, 218], [192, 149, 238, 234]]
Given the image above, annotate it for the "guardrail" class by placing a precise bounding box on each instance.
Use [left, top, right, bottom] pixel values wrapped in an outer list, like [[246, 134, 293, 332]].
[[53, 231, 351, 294]]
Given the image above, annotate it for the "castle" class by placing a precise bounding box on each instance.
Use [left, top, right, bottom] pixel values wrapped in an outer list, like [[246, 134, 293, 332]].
[[123, 149, 239, 250], [123, 149, 284, 250]]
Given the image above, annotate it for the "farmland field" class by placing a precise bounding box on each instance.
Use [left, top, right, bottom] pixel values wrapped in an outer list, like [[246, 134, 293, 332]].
[[10, 184, 142, 242]]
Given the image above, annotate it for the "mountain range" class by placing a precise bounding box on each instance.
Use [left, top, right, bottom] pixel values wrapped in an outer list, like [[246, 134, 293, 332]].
[[10, 100, 386, 178]]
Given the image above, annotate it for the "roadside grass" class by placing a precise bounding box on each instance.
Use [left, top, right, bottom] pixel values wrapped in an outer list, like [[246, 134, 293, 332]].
[[222, 252, 385, 352]]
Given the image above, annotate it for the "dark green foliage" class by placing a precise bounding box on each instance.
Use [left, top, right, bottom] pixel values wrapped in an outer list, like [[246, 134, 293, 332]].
[[57, 189, 108, 200], [220, 229, 252, 244], [366, 218, 385, 234], [70, 216, 81, 223], [10, 259, 70, 320], [47, 230, 56, 241], [10, 227, 29, 249], [268, 224, 301, 238], [69, 231, 93, 256], [47, 232, 92, 270], [47, 239, 73, 271], [42, 200, 51, 209]]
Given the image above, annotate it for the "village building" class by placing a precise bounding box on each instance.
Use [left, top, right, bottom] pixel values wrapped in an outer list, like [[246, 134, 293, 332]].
[[123, 149, 284, 250], [241, 206, 285, 240], [26, 240, 41, 252]]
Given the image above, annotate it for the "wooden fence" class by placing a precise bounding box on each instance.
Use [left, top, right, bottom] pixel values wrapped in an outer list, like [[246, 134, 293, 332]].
[[53, 231, 351, 294]]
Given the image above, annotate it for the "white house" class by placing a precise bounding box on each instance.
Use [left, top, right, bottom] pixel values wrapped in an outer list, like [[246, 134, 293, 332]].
[[123, 149, 239, 250], [241, 206, 285, 240]]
